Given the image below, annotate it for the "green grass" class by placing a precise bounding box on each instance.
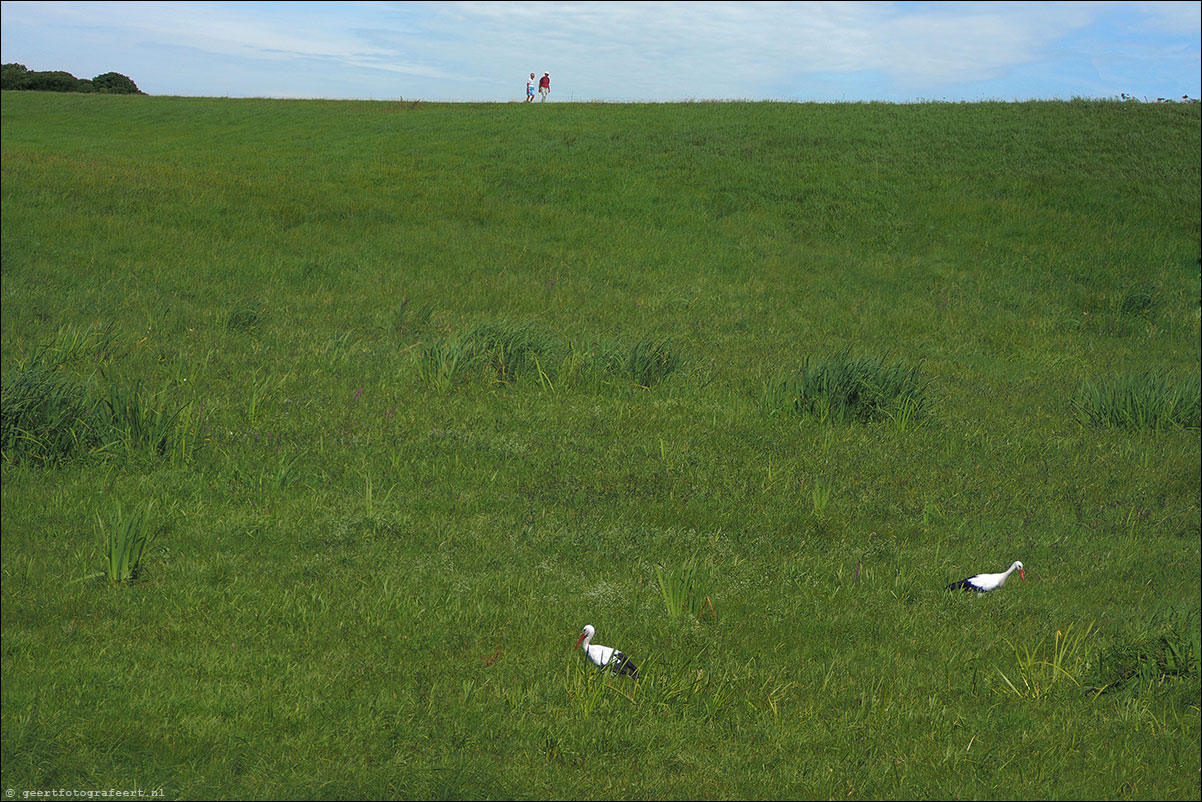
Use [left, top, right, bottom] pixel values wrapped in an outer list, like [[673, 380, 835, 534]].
[[2, 92, 1200, 799]]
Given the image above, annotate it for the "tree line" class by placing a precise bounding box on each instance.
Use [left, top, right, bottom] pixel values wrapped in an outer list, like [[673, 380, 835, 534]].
[[2, 63, 143, 94]]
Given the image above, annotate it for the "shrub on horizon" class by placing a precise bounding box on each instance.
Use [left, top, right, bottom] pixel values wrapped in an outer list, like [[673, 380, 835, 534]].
[[92, 72, 143, 95], [0, 64, 144, 94]]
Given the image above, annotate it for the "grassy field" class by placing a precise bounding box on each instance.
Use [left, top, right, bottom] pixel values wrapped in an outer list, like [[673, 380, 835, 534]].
[[2, 91, 1200, 800]]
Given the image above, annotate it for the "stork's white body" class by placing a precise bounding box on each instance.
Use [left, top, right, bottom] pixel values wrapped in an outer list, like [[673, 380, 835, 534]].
[[948, 561, 1025, 593], [583, 642, 619, 670]]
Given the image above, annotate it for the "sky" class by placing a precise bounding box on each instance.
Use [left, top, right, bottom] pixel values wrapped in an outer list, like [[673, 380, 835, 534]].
[[1, 1, 1200, 102]]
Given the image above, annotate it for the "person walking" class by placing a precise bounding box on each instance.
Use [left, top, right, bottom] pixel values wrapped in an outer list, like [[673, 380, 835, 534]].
[[538, 72, 550, 102], [526, 72, 536, 102]]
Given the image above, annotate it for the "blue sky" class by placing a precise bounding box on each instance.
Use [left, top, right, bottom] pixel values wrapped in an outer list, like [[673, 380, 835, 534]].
[[2, 1, 1199, 102]]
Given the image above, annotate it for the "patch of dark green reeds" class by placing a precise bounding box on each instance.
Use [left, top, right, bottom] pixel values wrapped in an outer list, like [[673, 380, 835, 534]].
[[1117, 284, 1161, 319], [763, 350, 927, 425], [655, 551, 715, 620], [224, 301, 266, 332], [1091, 608, 1201, 694], [557, 337, 683, 390], [30, 321, 118, 367], [1072, 372, 1201, 431], [1, 324, 121, 465], [1, 365, 199, 466], [393, 297, 435, 333], [0, 365, 99, 465], [415, 324, 682, 392], [101, 379, 196, 459], [416, 321, 558, 389], [415, 333, 477, 391], [465, 321, 557, 383], [617, 338, 682, 387]]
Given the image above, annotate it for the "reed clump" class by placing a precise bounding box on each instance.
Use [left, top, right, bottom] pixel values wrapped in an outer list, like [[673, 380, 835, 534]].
[[764, 350, 927, 425], [1, 365, 98, 465], [102, 501, 155, 583], [1, 366, 198, 466], [1072, 372, 1201, 431], [416, 320, 557, 389], [416, 324, 682, 390]]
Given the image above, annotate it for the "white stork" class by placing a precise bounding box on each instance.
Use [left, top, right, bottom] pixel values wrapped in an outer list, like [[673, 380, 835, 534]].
[[947, 561, 1025, 593], [575, 625, 639, 678]]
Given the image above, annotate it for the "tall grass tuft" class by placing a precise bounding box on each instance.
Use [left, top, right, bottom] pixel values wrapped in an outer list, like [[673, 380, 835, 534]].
[[995, 623, 1096, 699], [811, 478, 833, 517], [1, 366, 199, 466], [1092, 608, 1201, 694], [225, 302, 266, 332], [621, 338, 681, 387], [415, 334, 476, 391], [102, 501, 155, 584], [416, 321, 557, 389], [414, 326, 680, 391], [394, 297, 434, 332], [31, 322, 118, 367], [1117, 284, 1161, 319], [101, 379, 192, 457], [1072, 372, 1201, 431], [764, 350, 927, 424], [655, 552, 712, 620], [465, 321, 557, 384], [555, 338, 681, 390], [0, 366, 98, 465]]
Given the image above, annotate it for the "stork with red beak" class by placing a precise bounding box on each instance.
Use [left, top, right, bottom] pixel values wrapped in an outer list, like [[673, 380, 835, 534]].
[[947, 561, 1025, 593], [575, 625, 639, 678]]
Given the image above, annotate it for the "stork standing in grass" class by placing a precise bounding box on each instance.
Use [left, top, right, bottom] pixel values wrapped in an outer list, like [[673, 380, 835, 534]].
[[575, 625, 639, 678], [947, 561, 1025, 593]]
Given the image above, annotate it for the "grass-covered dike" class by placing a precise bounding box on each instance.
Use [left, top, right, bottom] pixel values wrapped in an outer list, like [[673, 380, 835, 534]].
[[1, 92, 1199, 799]]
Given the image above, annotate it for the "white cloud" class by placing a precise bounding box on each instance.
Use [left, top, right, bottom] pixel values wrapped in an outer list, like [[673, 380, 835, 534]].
[[423, 1, 1103, 97], [1132, 0, 1202, 33], [2, 0, 464, 80]]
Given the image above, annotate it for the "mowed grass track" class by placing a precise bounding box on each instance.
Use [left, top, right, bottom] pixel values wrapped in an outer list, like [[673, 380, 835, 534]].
[[2, 92, 1199, 799]]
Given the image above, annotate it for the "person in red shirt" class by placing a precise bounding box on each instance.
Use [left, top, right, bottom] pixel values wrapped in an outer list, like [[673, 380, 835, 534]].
[[538, 72, 550, 102]]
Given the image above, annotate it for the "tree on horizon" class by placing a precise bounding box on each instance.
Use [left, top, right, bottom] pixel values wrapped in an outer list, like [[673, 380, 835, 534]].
[[1, 63, 144, 94]]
